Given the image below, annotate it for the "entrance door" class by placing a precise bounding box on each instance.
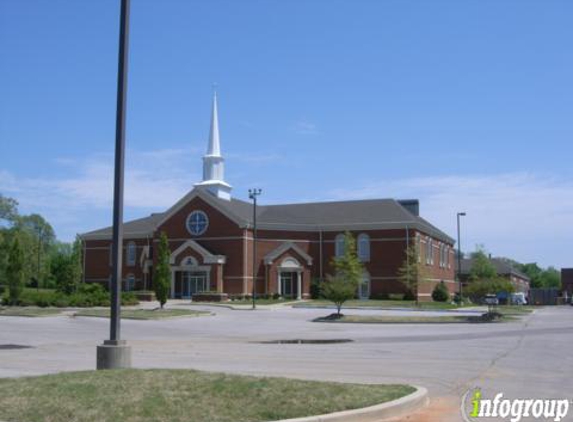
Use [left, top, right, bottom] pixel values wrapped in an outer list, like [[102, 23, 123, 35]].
[[179, 271, 207, 299], [280, 272, 297, 298]]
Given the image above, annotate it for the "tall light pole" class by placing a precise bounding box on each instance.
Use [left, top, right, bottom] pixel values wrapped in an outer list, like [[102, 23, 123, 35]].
[[97, 0, 131, 370], [249, 188, 262, 310], [456, 212, 466, 299]]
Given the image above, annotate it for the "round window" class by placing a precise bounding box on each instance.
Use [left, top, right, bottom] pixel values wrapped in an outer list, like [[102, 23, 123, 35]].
[[186, 210, 209, 236]]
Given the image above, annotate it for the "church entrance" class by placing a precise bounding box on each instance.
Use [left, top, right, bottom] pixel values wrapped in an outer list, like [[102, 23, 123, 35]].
[[280, 272, 298, 299], [174, 271, 207, 299]]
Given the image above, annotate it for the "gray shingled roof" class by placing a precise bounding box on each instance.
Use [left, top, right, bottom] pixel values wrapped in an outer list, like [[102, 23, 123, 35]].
[[460, 258, 530, 280], [81, 189, 454, 243], [81, 212, 165, 239]]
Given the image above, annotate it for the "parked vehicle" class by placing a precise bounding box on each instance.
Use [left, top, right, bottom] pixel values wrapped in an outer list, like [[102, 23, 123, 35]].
[[510, 292, 528, 305]]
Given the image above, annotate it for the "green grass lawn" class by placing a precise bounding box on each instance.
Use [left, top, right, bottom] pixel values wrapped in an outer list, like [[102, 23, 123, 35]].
[[296, 299, 463, 310], [74, 309, 210, 320], [314, 312, 519, 324], [0, 369, 415, 422], [192, 298, 297, 306], [0, 307, 62, 317]]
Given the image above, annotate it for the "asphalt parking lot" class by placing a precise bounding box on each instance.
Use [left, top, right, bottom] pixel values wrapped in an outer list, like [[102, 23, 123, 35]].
[[1, 304, 572, 421]]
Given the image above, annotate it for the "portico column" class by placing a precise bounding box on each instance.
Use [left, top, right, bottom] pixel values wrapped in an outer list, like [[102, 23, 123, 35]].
[[277, 269, 281, 296], [296, 271, 302, 300], [170, 269, 175, 299]]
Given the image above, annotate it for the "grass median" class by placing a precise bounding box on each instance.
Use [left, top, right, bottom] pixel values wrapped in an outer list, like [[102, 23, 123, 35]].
[[0, 369, 415, 422], [73, 308, 210, 320], [313, 313, 518, 324], [0, 307, 62, 317]]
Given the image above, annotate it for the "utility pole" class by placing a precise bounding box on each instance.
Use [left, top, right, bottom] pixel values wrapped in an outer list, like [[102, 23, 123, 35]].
[[249, 189, 262, 310], [97, 0, 132, 370]]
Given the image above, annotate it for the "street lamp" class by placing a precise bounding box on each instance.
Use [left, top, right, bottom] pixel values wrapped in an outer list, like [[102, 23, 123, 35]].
[[456, 212, 466, 299], [96, 0, 131, 370], [249, 188, 262, 310]]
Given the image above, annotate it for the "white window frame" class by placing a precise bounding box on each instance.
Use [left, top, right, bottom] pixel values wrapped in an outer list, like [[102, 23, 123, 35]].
[[126, 241, 136, 267], [357, 233, 370, 262], [335, 233, 345, 258]]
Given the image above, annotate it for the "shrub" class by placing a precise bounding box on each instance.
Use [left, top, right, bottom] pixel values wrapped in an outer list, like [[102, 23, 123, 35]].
[[464, 278, 515, 302], [310, 278, 322, 299], [403, 290, 416, 301], [432, 281, 450, 302]]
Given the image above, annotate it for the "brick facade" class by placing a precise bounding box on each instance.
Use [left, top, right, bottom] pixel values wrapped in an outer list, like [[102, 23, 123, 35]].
[[82, 194, 457, 301]]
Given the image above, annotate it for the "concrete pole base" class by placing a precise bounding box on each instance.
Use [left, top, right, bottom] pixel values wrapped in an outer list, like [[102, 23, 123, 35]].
[[96, 340, 132, 370]]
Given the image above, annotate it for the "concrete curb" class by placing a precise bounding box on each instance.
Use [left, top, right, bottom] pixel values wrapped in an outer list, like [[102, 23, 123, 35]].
[[270, 386, 428, 422]]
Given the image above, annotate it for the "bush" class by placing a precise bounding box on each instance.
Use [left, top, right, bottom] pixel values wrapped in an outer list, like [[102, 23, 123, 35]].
[[1, 283, 139, 308], [432, 281, 450, 302], [464, 278, 515, 302], [403, 290, 416, 301], [310, 278, 322, 299]]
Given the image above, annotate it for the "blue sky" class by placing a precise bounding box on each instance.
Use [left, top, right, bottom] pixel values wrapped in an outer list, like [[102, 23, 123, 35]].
[[1, 0, 572, 269]]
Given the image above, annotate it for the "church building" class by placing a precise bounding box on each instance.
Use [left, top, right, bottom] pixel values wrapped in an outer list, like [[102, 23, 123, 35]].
[[81, 94, 457, 301]]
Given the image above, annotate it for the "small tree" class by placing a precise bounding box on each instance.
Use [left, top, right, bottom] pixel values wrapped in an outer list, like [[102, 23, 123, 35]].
[[397, 243, 428, 305], [431, 281, 450, 302], [332, 232, 363, 285], [153, 232, 170, 309], [323, 232, 363, 317], [321, 274, 358, 317], [7, 236, 25, 305]]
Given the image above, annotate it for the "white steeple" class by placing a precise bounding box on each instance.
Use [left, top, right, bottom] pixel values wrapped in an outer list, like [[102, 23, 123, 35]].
[[194, 90, 232, 200]]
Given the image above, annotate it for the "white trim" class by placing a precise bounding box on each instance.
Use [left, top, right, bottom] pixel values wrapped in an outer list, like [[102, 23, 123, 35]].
[[169, 239, 226, 265], [264, 242, 313, 266]]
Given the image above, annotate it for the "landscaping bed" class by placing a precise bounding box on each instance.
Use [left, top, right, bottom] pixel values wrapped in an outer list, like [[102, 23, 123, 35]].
[[313, 312, 516, 324], [73, 309, 210, 320], [0, 369, 415, 422]]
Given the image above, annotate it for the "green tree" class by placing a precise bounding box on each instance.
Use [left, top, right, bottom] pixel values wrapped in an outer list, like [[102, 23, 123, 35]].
[[431, 281, 450, 302], [397, 243, 428, 305], [540, 267, 560, 289], [321, 274, 358, 317], [465, 278, 514, 299], [332, 232, 363, 286], [153, 232, 171, 309], [50, 238, 83, 295], [322, 232, 364, 316], [6, 235, 25, 305], [518, 263, 543, 288], [469, 248, 497, 281], [0, 194, 19, 224]]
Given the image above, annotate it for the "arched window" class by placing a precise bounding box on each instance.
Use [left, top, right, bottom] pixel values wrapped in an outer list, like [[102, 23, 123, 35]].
[[357, 233, 370, 262], [335, 234, 345, 257], [126, 241, 136, 266], [425, 237, 433, 265], [182, 256, 198, 267]]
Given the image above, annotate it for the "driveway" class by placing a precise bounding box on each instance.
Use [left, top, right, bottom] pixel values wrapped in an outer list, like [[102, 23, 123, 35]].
[[1, 304, 572, 421]]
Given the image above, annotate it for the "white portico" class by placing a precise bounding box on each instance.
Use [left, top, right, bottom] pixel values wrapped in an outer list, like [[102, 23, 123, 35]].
[[169, 240, 226, 299]]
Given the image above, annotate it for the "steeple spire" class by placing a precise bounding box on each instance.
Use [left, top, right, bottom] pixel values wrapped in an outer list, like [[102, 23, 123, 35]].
[[194, 90, 232, 201], [206, 90, 221, 156]]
